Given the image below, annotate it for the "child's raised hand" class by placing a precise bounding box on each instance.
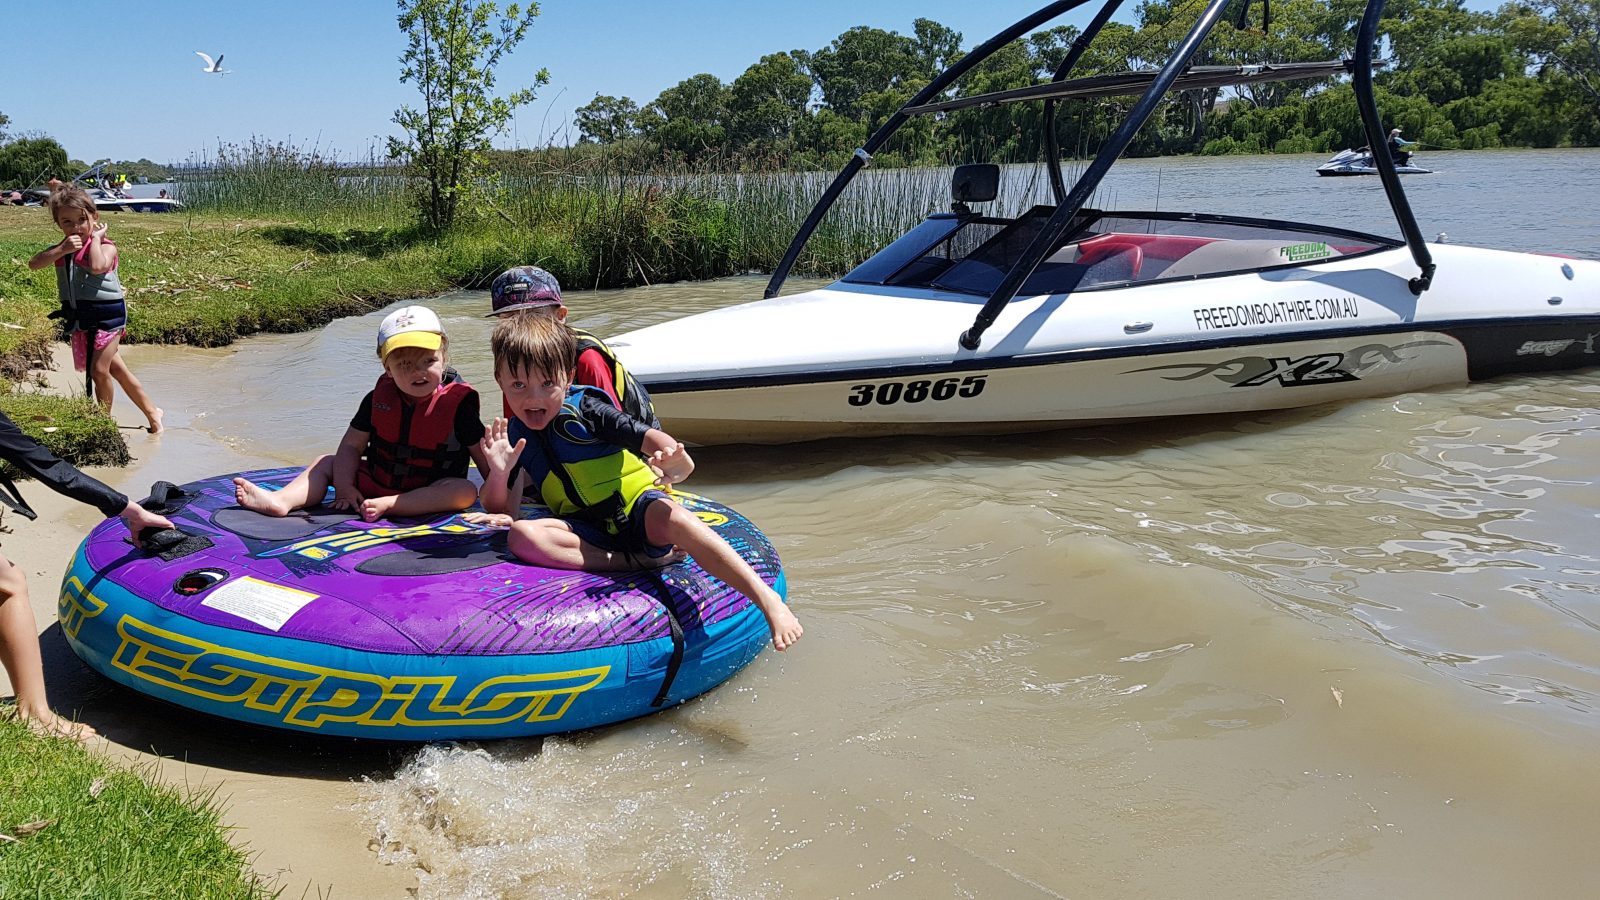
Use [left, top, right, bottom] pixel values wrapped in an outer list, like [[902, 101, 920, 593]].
[[479, 417, 526, 473], [61, 234, 84, 254], [91, 222, 107, 241], [648, 443, 694, 488]]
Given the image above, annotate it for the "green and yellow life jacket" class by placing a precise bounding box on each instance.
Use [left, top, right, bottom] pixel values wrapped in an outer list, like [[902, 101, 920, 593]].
[[509, 385, 660, 535]]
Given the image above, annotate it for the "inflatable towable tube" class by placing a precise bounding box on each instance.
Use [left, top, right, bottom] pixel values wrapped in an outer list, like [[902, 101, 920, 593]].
[[58, 468, 785, 740]]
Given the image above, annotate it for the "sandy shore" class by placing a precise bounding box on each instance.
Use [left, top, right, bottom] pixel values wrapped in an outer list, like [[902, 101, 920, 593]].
[[1, 346, 418, 898]]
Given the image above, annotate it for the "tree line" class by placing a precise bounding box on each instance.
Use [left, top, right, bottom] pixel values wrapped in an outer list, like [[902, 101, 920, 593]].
[[0, 113, 171, 190], [573, 0, 1600, 167]]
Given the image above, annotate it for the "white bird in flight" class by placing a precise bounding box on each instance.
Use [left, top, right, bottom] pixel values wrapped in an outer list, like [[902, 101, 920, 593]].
[[195, 51, 229, 75]]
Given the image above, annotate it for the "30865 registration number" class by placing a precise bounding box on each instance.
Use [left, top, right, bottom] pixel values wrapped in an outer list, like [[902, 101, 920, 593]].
[[847, 375, 987, 406]]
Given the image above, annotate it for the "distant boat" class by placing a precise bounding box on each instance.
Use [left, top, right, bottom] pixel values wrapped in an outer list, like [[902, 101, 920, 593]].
[[56, 162, 186, 212], [84, 187, 184, 213], [1316, 147, 1431, 176]]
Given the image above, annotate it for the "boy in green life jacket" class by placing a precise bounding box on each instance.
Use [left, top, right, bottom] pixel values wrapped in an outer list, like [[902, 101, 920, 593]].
[[477, 313, 802, 651]]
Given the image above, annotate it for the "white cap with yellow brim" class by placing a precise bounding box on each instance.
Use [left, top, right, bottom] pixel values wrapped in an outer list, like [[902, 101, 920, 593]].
[[377, 305, 446, 358]]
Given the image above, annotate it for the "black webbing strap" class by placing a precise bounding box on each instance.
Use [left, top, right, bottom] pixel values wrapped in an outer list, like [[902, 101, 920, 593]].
[[136, 527, 215, 561], [0, 471, 38, 520], [649, 579, 687, 708], [82, 328, 97, 400], [139, 480, 195, 516]]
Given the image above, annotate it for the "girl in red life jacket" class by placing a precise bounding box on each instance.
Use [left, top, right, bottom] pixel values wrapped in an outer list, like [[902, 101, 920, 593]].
[[232, 306, 489, 523]]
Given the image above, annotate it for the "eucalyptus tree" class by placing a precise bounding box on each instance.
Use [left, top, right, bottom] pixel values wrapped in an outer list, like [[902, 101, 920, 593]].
[[1201, 0, 1364, 107], [1504, 0, 1600, 110], [390, 0, 547, 229], [808, 26, 922, 123], [910, 18, 964, 79], [642, 74, 731, 162], [727, 53, 814, 157], [944, 40, 1040, 162], [575, 94, 642, 144]]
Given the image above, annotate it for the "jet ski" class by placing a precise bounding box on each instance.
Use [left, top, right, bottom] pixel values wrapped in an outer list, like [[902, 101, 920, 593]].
[[1316, 147, 1431, 176]]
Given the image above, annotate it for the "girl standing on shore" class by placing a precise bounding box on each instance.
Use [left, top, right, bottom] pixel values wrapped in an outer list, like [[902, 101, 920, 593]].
[[27, 185, 163, 434]]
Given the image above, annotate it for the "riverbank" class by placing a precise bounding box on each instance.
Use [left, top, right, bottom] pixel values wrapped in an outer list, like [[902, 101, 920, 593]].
[[0, 204, 445, 467], [0, 204, 454, 356]]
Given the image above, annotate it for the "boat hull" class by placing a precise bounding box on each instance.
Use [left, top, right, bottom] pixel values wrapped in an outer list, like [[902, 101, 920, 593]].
[[618, 245, 1600, 445], [644, 330, 1471, 444], [647, 319, 1600, 444], [93, 198, 184, 213]]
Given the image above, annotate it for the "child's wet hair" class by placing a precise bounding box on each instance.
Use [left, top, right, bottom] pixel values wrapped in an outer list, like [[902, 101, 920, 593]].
[[46, 185, 97, 224], [492, 313, 576, 380]]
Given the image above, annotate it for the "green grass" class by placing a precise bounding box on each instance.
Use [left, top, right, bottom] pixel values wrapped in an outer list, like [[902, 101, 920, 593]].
[[0, 717, 275, 899], [0, 388, 128, 481]]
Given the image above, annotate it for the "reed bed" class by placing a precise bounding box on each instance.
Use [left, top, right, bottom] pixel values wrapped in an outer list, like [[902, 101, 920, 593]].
[[175, 140, 1062, 286], [173, 139, 412, 227]]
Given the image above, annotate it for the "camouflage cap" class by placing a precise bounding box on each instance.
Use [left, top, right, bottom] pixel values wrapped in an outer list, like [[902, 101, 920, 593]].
[[488, 266, 563, 316]]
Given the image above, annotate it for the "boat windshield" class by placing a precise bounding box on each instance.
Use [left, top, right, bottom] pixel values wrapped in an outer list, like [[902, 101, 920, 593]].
[[841, 208, 1394, 296]]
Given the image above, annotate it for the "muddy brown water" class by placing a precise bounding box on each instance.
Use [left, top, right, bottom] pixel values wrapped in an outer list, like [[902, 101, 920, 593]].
[[51, 150, 1600, 897]]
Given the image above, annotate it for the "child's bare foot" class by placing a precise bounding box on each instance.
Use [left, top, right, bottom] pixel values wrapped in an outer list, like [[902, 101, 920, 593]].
[[233, 477, 290, 516], [768, 602, 806, 650], [12, 703, 97, 744], [752, 586, 800, 646], [361, 495, 397, 523], [461, 511, 515, 528], [145, 407, 164, 434]]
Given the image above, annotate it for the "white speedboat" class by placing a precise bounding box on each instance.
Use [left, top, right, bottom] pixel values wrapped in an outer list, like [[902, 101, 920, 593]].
[[16, 186, 183, 212], [87, 187, 185, 213], [47, 163, 185, 212], [1316, 147, 1431, 176], [611, 0, 1597, 446]]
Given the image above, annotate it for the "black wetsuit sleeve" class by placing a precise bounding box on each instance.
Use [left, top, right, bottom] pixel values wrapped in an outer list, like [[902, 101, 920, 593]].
[[349, 391, 376, 433], [578, 391, 652, 452], [0, 410, 128, 517], [455, 390, 486, 445]]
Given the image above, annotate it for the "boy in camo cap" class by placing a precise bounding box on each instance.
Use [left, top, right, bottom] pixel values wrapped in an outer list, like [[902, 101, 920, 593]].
[[487, 266, 658, 428]]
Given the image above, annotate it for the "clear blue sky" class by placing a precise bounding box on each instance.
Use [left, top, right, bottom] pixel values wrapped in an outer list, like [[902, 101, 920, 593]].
[[3, 0, 1501, 166]]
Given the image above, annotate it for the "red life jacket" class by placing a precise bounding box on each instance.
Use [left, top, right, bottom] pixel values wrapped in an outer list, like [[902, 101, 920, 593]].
[[574, 329, 658, 429], [361, 375, 474, 494]]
